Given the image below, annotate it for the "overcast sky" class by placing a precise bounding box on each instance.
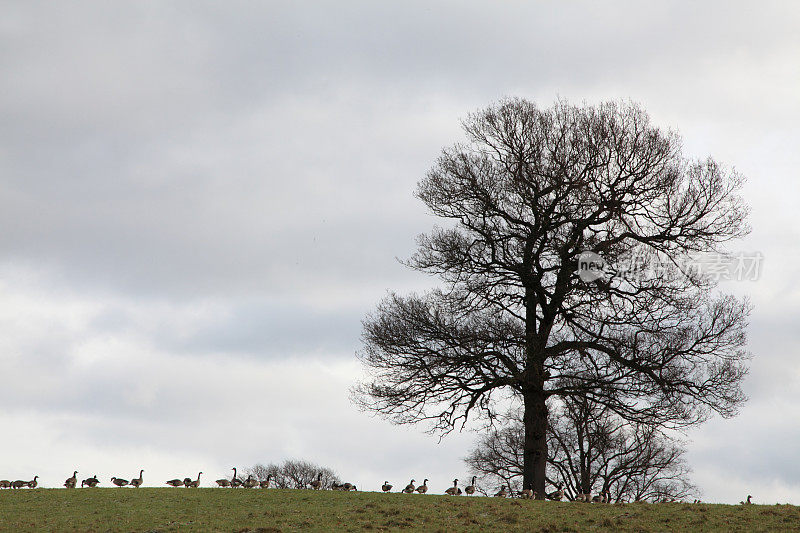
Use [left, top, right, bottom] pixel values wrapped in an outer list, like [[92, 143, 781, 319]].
[[1, 1, 799, 502]]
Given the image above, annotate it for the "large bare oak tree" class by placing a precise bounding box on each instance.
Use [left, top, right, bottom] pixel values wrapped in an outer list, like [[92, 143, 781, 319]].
[[356, 99, 750, 498]]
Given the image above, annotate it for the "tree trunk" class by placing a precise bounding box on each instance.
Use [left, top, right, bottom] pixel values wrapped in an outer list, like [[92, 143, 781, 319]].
[[523, 384, 548, 499]]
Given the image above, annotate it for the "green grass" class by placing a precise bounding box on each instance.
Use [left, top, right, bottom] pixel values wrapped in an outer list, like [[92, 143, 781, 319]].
[[2, 488, 800, 532]]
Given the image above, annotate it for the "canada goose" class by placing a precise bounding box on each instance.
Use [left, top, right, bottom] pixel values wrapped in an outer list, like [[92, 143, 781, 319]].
[[243, 475, 258, 489], [231, 468, 243, 488], [494, 485, 508, 498], [445, 479, 460, 495], [342, 482, 355, 491], [592, 493, 602, 503], [0, 480, 11, 489], [331, 482, 344, 490], [402, 479, 416, 493], [416, 479, 428, 494], [187, 472, 202, 488], [740, 495, 752, 505], [310, 473, 322, 490], [166, 478, 184, 487], [130, 470, 144, 488], [64, 471, 78, 489], [11, 480, 27, 489], [465, 476, 477, 495], [81, 475, 99, 488], [259, 474, 272, 489], [381, 481, 393, 492], [349, 485, 358, 491], [215, 477, 231, 487], [521, 487, 535, 499], [111, 477, 129, 487], [546, 483, 564, 501], [575, 493, 590, 502]]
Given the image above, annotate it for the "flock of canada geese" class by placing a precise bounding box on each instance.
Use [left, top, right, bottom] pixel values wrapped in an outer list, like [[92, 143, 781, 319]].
[[0, 471, 755, 505]]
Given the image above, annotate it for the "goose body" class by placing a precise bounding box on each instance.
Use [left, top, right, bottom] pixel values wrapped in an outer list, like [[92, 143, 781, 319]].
[[445, 479, 460, 496], [166, 478, 184, 487], [243, 475, 258, 489], [402, 479, 416, 493], [494, 485, 508, 498], [188, 472, 202, 488], [546, 483, 564, 501], [130, 470, 144, 488], [11, 480, 27, 489], [0, 480, 11, 489], [521, 488, 535, 499], [465, 476, 477, 495], [216, 478, 231, 487], [381, 481, 393, 492], [259, 475, 272, 489], [111, 477, 129, 487], [64, 471, 78, 489], [81, 475, 99, 488], [740, 495, 752, 505], [310, 473, 322, 490], [342, 482, 355, 491], [231, 468, 243, 488], [415, 479, 428, 494]]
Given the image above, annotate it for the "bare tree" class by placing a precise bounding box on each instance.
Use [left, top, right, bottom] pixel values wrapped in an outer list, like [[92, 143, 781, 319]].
[[356, 98, 750, 497], [466, 400, 696, 502], [244, 460, 340, 489]]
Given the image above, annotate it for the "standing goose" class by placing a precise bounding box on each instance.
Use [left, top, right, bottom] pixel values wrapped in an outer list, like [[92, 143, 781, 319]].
[[259, 474, 272, 489], [465, 476, 477, 495], [445, 479, 460, 495], [82, 475, 100, 488], [402, 479, 416, 493], [166, 478, 184, 487], [243, 475, 258, 489], [415, 479, 428, 494], [0, 480, 11, 489], [381, 481, 393, 492], [546, 483, 564, 501], [188, 472, 202, 488], [740, 495, 752, 505], [64, 471, 78, 489], [11, 480, 28, 489], [231, 468, 243, 488], [494, 485, 508, 498], [130, 470, 144, 488], [26, 476, 39, 489], [215, 477, 231, 488], [111, 477, 129, 487], [310, 473, 322, 490]]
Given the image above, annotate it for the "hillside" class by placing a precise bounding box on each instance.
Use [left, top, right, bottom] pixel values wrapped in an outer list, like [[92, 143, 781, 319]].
[[2, 488, 799, 532]]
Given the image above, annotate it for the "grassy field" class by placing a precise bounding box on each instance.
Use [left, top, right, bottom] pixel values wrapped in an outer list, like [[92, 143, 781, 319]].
[[1, 488, 799, 532]]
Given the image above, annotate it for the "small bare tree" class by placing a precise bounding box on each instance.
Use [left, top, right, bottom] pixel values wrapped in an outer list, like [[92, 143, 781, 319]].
[[244, 460, 339, 489], [466, 399, 696, 502]]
